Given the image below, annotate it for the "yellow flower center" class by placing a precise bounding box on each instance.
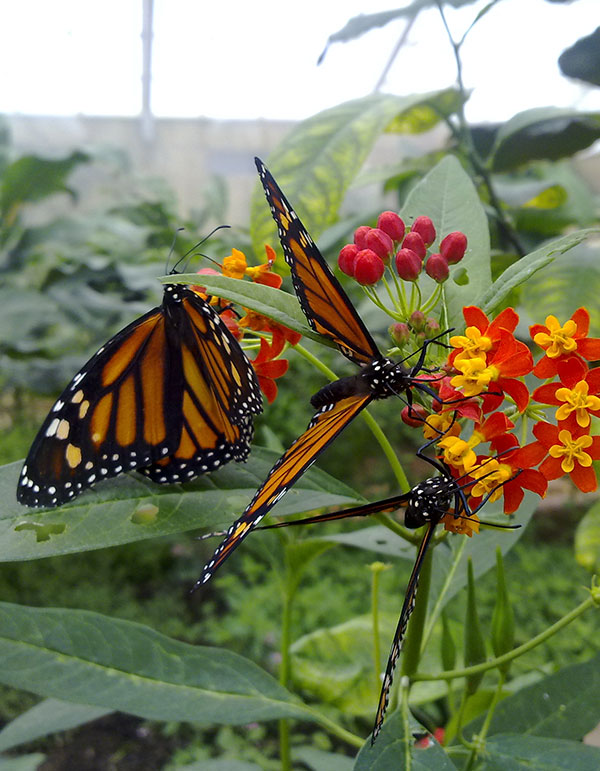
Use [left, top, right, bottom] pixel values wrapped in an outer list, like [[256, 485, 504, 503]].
[[548, 430, 593, 473], [555, 381, 600, 428], [438, 436, 478, 472], [423, 413, 459, 441], [450, 357, 497, 397], [450, 327, 493, 360], [533, 315, 578, 358], [222, 248, 248, 279], [468, 459, 513, 503]]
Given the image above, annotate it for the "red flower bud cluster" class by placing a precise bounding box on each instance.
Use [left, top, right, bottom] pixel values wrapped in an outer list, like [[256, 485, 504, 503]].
[[337, 213, 467, 286]]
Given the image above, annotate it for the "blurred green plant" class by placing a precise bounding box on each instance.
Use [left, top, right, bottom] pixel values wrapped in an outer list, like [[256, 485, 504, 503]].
[[1, 1, 600, 769]]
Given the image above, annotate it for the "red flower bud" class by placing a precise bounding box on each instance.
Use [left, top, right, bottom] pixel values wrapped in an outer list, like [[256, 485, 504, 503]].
[[411, 216, 436, 247], [395, 248, 421, 281], [401, 231, 426, 260], [365, 228, 394, 260], [389, 322, 411, 346], [425, 253, 449, 283], [440, 231, 468, 264], [353, 225, 371, 250], [401, 404, 428, 428], [338, 244, 359, 276], [353, 249, 385, 285], [409, 310, 426, 331], [377, 211, 405, 242]]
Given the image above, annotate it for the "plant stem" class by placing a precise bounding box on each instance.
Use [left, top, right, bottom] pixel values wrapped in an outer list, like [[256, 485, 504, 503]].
[[421, 535, 468, 650], [278, 578, 294, 771], [371, 564, 384, 691], [464, 672, 506, 770], [414, 593, 597, 681]]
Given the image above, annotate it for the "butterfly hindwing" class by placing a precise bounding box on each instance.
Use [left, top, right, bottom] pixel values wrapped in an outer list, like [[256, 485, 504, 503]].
[[255, 158, 380, 366], [17, 283, 262, 507], [195, 393, 373, 588]]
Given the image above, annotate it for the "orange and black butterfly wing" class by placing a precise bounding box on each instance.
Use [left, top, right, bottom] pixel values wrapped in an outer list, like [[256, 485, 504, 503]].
[[17, 284, 262, 508], [371, 519, 438, 742], [255, 158, 380, 366], [139, 286, 262, 483], [17, 304, 182, 507], [194, 393, 373, 589]]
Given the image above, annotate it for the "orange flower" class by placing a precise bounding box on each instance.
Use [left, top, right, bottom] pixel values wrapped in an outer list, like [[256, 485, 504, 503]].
[[530, 308, 600, 378], [250, 332, 290, 403], [532, 421, 600, 493], [533, 357, 600, 432]]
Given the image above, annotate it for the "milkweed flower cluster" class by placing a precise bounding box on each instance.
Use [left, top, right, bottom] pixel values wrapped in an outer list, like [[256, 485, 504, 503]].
[[412, 306, 600, 531], [193, 245, 300, 403]]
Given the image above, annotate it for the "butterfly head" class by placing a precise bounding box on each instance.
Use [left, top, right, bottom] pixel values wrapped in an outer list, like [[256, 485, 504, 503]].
[[404, 475, 453, 528]]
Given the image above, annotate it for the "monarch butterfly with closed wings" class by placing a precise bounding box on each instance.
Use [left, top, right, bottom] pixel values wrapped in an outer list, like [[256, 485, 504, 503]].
[[194, 159, 447, 588], [255, 430, 519, 742], [17, 263, 263, 508]]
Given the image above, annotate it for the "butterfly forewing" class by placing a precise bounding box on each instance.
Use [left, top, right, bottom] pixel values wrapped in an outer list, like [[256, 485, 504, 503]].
[[17, 283, 262, 507], [195, 392, 373, 588], [255, 158, 380, 365]]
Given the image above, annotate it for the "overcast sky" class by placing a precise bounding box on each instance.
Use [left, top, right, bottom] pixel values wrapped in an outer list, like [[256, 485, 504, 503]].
[[1, 0, 598, 124]]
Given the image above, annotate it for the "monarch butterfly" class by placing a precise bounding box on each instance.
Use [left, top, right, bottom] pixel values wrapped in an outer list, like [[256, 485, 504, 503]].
[[255, 433, 519, 742], [17, 276, 263, 508], [193, 160, 446, 588]]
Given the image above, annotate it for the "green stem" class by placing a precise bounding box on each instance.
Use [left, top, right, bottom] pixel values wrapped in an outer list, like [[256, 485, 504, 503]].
[[464, 672, 506, 770], [360, 409, 410, 492], [278, 579, 294, 771], [421, 536, 468, 651], [292, 342, 338, 381], [371, 564, 384, 691], [401, 537, 434, 678], [390, 266, 408, 317], [415, 594, 596, 681]]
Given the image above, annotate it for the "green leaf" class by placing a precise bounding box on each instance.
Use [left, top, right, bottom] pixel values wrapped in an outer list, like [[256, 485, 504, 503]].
[[476, 228, 600, 316], [559, 28, 600, 87], [0, 698, 111, 752], [400, 155, 491, 327], [0, 151, 89, 215], [464, 653, 600, 740], [490, 548, 515, 671], [0, 755, 45, 771], [249, 93, 445, 258], [574, 500, 600, 572], [354, 712, 457, 770], [165, 274, 322, 344], [0, 602, 311, 724], [489, 108, 600, 171], [482, 734, 600, 770], [0, 450, 363, 560], [174, 762, 261, 771]]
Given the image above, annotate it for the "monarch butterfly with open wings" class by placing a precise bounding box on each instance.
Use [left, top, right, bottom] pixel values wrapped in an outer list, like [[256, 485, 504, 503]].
[[194, 159, 446, 588], [17, 275, 263, 508], [255, 432, 519, 742]]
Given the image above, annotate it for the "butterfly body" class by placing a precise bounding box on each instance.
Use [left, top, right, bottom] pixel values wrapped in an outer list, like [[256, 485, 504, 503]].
[[18, 282, 262, 508], [403, 474, 454, 528]]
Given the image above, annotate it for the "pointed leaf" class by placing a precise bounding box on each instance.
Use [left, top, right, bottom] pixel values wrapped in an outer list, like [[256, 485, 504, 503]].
[[401, 155, 491, 326], [476, 228, 600, 316], [250, 93, 456, 258], [0, 699, 111, 752], [464, 653, 600, 740], [483, 734, 600, 770], [0, 451, 363, 560], [0, 602, 311, 724]]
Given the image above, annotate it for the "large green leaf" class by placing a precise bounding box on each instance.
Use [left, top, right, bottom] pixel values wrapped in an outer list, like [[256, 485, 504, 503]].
[[0, 151, 89, 214], [166, 274, 321, 344], [481, 734, 600, 770], [400, 155, 491, 327], [489, 108, 600, 171], [0, 698, 111, 752], [559, 28, 600, 86], [294, 746, 354, 771], [250, 92, 454, 258], [0, 602, 310, 724], [0, 755, 45, 771], [463, 653, 600, 740], [476, 228, 600, 317], [0, 450, 363, 561]]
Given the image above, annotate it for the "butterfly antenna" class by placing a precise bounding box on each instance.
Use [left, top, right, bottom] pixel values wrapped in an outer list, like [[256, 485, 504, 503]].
[[171, 225, 232, 274], [165, 228, 186, 274]]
